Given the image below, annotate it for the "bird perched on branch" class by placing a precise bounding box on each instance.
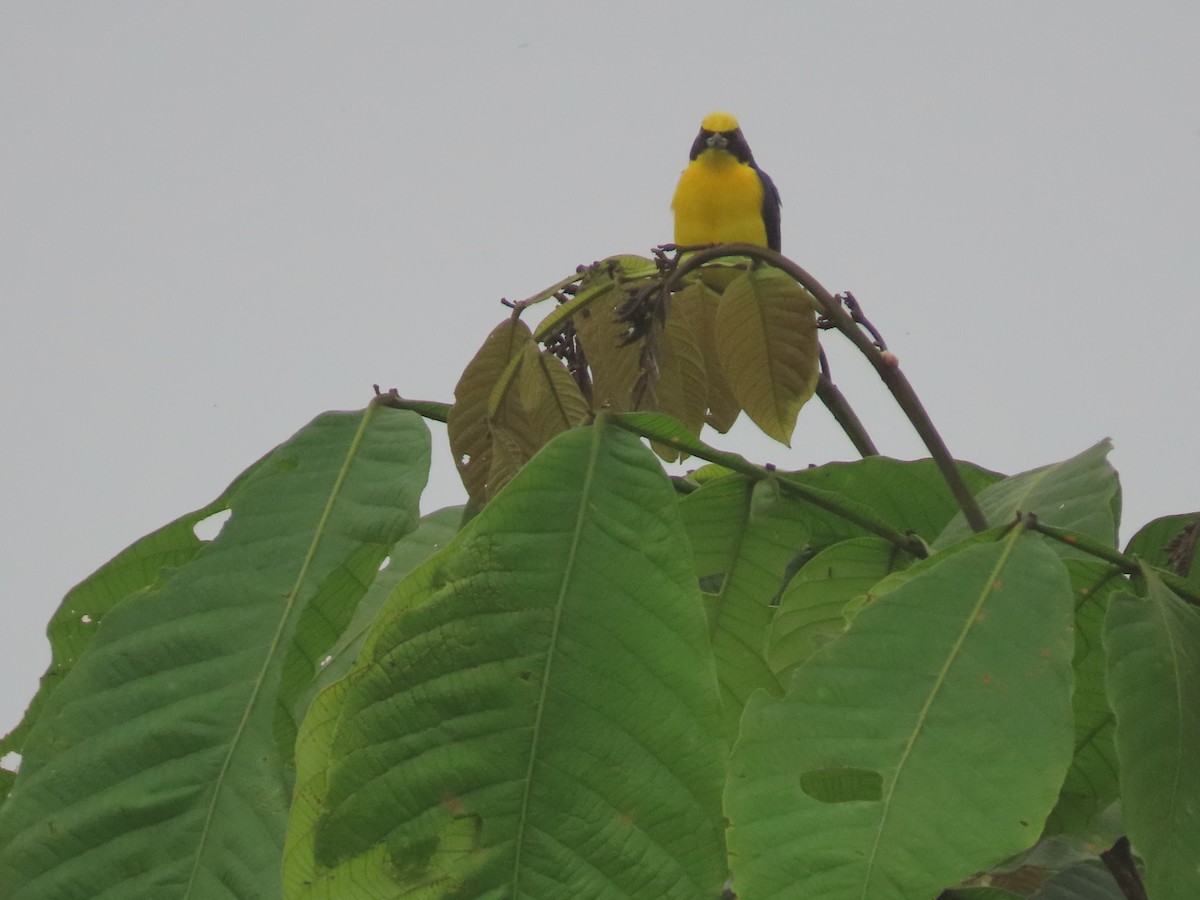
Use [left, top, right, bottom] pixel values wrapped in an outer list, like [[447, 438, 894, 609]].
[[671, 111, 781, 252]]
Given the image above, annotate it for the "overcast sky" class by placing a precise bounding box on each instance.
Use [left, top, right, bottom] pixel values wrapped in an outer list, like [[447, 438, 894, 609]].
[[3, 3, 1198, 737]]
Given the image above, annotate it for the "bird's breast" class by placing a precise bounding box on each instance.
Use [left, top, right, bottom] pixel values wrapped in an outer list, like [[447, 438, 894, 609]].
[[672, 157, 768, 248]]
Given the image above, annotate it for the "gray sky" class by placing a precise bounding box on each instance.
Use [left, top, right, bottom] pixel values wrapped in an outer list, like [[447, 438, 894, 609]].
[[3, 3, 1198, 737]]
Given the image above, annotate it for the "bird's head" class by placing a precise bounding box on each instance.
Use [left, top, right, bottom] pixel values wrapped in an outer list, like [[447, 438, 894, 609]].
[[689, 111, 756, 165]]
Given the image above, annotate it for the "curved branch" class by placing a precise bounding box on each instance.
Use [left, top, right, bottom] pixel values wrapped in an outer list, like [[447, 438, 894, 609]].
[[664, 244, 989, 534]]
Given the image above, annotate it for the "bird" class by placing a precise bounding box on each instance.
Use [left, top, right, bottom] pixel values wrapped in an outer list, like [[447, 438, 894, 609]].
[[671, 111, 781, 252]]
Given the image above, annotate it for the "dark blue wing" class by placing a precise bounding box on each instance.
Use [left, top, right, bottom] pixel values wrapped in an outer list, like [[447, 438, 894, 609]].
[[756, 165, 782, 252]]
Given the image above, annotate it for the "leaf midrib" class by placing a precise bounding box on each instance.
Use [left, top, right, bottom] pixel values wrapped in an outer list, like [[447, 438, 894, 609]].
[[509, 421, 605, 896], [182, 405, 379, 897], [859, 532, 1024, 897]]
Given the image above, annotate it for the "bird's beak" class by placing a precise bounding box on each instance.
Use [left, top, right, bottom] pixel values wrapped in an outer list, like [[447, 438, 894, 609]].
[[706, 132, 729, 151]]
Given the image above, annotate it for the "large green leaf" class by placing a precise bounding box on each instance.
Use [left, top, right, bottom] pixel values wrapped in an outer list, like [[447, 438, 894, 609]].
[[299, 506, 464, 710], [0, 406, 430, 900], [678, 457, 999, 736], [1104, 571, 1200, 898], [680, 478, 808, 735], [726, 533, 1075, 899], [680, 457, 1000, 578], [788, 457, 1003, 545], [0, 465, 259, 771], [937, 441, 1118, 551], [1044, 560, 1123, 836], [288, 420, 728, 899]]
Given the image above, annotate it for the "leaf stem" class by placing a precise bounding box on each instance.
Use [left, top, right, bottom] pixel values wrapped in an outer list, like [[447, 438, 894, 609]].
[[1020, 513, 1200, 607], [371, 387, 450, 423], [609, 412, 927, 559]]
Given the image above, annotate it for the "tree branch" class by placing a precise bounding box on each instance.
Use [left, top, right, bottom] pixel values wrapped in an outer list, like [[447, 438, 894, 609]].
[[1100, 836, 1148, 900], [608, 412, 928, 559], [1019, 513, 1200, 607]]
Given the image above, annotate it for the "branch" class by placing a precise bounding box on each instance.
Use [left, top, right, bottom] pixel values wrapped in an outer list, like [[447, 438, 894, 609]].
[[608, 412, 928, 559], [663, 244, 989, 534], [1019, 513, 1200, 607], [817, 348, 879, 457], [1100, 837, 1148, 900], [371, 386, 451, 423]]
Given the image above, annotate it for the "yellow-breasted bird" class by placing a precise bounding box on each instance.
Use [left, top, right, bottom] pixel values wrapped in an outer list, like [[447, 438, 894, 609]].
[[672, 111, 781, 251]]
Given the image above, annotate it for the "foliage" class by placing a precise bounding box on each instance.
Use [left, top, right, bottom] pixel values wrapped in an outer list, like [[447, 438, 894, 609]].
[[1, 248, 1196, 899]]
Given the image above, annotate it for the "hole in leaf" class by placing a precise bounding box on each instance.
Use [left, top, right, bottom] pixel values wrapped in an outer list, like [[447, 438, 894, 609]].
[[799, 766, 883, 804], [319, 655, 334, 668], [378, 556, 391, 572], [460, 454, 471, 466], [80, 614, 93, 624], [193, 509, 231, 542], [1, 752, 21, 773]]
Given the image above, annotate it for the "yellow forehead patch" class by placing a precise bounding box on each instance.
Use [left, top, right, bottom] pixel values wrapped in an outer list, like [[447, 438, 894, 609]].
[[701, 111, 740, 133]]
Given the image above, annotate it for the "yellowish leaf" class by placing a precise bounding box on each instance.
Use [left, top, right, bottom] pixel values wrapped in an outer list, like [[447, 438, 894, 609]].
[[646, 303, 708, 462], [517, 344, 591, 445], [715, 266, 819, 446], [675, 281, 740, 433], [447, 318, 534, 505], [572, 275, 643, 412], [696, 262, 746, 294], [486, 419, 535, 500]]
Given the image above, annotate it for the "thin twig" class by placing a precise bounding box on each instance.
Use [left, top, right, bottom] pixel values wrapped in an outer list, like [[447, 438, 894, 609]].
[[841, 291, 888, 351]]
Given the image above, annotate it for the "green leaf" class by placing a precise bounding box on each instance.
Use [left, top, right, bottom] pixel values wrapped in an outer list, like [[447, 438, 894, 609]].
[[300, 506, 464, 707], [291, 420, 728, 898], [767, 537, 907, 679], [1044, 560, 1123, 836], [680, 478, 808, 735], [614, 410, 755, 471], [937, 441, 1118, 551], [1124, 511, 1200, 589], [727, 533, 1076, 899], [787, 456, 1003, 546], [0, 407, 430, 899], [715, 265, 819, 445], [0, 467, 258, 765], [1104, 570, 1200, 899]]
